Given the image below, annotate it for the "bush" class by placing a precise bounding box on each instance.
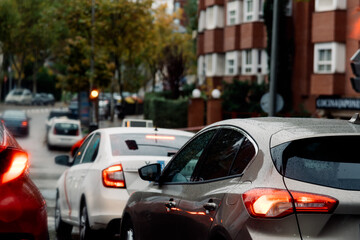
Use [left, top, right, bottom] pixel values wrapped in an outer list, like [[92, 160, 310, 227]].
[[144, 93, 188, 128], [222, 80, 268, 113]]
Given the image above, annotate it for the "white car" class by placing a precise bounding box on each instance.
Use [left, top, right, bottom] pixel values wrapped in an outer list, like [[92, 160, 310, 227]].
[[47, 118, 82, 149], [5, 88, 33, 105], [54, 127, 194, 240]]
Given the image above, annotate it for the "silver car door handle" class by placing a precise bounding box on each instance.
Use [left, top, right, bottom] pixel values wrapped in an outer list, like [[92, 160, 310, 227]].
[[165, 201, 177, 208], [203, 202, 217, 211]]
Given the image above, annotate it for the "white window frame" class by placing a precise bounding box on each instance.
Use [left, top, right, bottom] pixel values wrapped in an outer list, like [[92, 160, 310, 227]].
[[225, 51, 241, 76], [206, 5, 224, 30], [205, 54, 225, 77], [242, 49, 268, 75], [227, 1, 242, 26], [244, 0, 264, 22], [314, 42, 345, 74], [315, 0, 346, 12], [197, 56, 206, 85]]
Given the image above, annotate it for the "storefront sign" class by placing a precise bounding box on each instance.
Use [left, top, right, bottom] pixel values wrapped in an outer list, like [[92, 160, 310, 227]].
[[316, 98, 360, 110]]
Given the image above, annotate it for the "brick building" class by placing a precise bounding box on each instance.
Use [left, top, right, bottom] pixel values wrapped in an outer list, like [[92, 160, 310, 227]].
[[195, 0, 360, 118]]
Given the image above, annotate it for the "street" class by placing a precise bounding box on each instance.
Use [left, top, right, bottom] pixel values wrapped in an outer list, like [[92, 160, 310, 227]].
[[0, 103, 124, 240]]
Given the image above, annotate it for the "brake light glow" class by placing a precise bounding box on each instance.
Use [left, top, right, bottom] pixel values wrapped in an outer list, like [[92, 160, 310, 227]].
[[21, 121, 28, 127], [146, 135, 175, 140], [102, 164, 126, 188], [1, 152, 29, 184], [243, 188, 338, 218]]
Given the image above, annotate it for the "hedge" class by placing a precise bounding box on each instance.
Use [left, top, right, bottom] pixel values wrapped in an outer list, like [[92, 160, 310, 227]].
[[144, 93, 188, 128]]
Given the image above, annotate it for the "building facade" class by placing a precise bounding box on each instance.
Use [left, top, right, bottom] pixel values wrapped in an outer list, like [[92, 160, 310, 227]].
[[196, 0, 360, 118]]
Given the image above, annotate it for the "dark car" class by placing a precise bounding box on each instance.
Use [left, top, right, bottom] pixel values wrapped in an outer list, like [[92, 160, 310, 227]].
[[0, 120, 48, 240], [32, 93, 56, 106], [0, 110, 30, 137], [121, 116, 360, 240]]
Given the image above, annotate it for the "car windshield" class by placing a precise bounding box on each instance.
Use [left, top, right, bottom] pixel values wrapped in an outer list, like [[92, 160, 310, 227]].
[[54, 123, 79, 136], [110, 133, 190, 156], [271, 136, 360, 190]]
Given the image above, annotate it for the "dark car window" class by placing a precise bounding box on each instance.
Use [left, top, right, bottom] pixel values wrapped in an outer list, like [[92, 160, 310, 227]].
[[229, 138, 256, 175], [161, 130, 216, 183], [82, 134, 100, 164], [194, 129, 246, 181], [73, 135, 93, 165], [271, 136, 360, 190], [54, 123, 79, 136], [110, 133, 190, 157]]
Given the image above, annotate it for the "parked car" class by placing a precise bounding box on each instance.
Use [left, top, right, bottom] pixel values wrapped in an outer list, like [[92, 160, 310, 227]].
[[121, 116, 360, 240], [5, 88, 33, 105], [54, 127, 194, 240], [45, 109, 72, 131], [0, 120, 48, 239], [47, 118, 82, 150], [0, 110, 30, 137], [32, 93, 55, 106]]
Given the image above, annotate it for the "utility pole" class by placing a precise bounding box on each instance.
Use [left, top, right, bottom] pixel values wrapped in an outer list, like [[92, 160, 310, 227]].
[[269, 0, 280, 116]]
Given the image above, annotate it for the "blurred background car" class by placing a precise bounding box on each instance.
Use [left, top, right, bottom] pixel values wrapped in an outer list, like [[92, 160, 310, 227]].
[[5, 88, 33, 105], [0, 120, 48, 240], [121, 117, 360, 240], [45, 109, 72, 131], [32, 93, 56, 106], [0, 110, 30, 137], [47, 118, 82, 150], [54, 127, 194, 240]]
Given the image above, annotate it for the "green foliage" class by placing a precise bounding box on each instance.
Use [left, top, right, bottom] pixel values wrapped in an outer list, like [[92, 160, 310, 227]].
[[144, 92, 188, 128], [222, 80, 268, 113]]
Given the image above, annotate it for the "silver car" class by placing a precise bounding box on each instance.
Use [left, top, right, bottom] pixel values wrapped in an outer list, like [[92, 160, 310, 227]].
[[121, 116, 360, 240]]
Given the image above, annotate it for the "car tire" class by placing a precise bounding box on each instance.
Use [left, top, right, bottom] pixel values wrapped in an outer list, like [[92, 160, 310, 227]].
[[80, 203, 94, 240], [120, 218, 135, 240], [55, 193, 73, 240]]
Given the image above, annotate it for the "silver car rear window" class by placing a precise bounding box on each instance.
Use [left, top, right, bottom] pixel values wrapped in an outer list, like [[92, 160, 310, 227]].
[[271, 136, 360, 190]]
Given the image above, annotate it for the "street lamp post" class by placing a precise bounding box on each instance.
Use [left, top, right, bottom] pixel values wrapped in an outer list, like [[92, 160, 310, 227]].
[[269, 0, 280, 116]]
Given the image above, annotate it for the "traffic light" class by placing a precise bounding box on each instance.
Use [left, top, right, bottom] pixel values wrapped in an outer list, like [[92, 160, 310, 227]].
[[89, 89, 99, 100]]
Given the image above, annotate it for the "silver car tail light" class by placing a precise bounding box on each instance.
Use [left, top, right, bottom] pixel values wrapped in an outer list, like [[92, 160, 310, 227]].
[[102, 164, 126, 188], [242, 188, 338, 218]]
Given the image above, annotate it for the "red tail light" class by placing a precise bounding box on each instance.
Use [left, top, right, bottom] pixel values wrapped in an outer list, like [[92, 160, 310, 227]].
[[53, 127, 57, 134], [243, 188, 338, 218], [21, 121, 28, 127], [102, 164, 126, 188], [1, 152, 29, 184]]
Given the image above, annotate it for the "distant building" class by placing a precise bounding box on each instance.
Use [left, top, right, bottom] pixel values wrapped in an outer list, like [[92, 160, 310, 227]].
[[196, 0, 360, 118]]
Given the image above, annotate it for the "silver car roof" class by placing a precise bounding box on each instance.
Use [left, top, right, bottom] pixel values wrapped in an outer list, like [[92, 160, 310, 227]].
[[204, 117, 360, 147]]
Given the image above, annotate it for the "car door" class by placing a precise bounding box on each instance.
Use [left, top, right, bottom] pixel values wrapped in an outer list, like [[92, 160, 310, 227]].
[[135, 129, 217, 240], [176, 127, 257, 240], [69, 133, 100, 221], [66, 134, 94, 221]]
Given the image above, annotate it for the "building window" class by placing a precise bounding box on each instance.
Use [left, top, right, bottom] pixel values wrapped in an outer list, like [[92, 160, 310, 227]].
[[314, 42, 346, 74], [244, 50, 252, 73], [315, 0, 346, 12], [198, 10, 205, 32], [206, 6, 224, 30], [244, 0, 254, 21], [242, 49, 268, 75], [318, 49, 332, 73], [227, 1, 241, 26], [244, 0, 263, 22], [226, 51, 241, 76]]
